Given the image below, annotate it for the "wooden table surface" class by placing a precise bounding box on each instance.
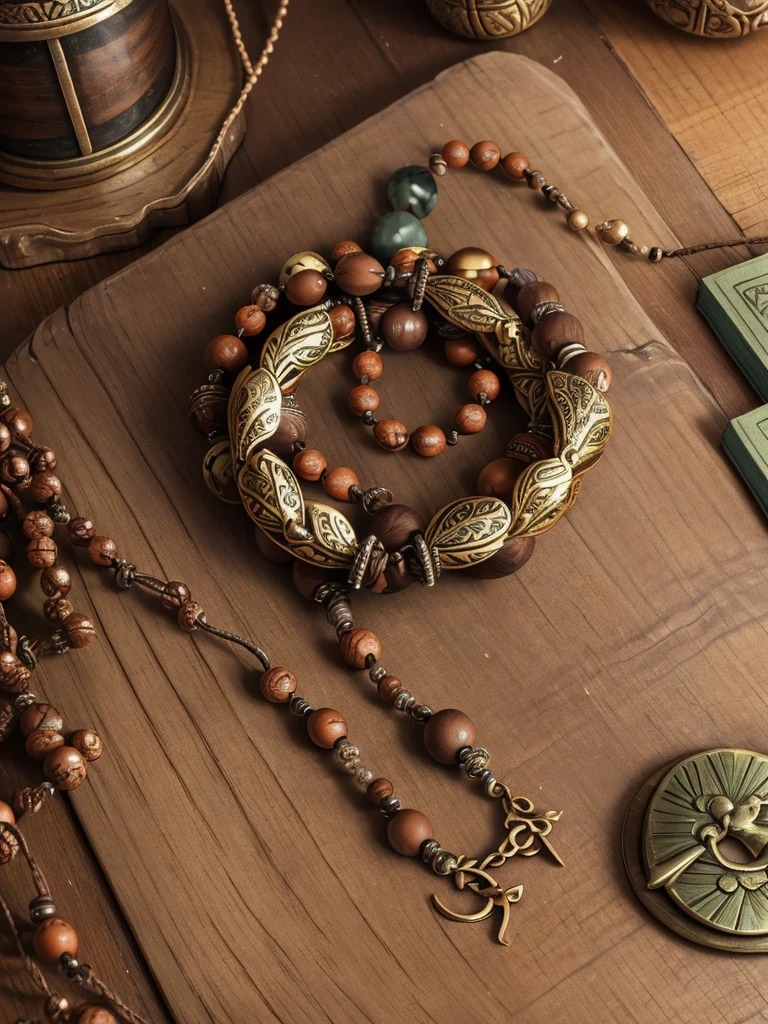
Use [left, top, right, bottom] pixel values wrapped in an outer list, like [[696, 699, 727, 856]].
[[0, 2, 766, 1022]]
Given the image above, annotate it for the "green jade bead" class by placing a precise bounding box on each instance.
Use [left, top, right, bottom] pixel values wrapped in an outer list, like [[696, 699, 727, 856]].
[[371, 211, 428, 262], [387, 165, 438, 220]]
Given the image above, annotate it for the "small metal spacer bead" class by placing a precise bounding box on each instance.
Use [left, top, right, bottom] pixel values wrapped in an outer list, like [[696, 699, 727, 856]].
[[556, 342, 587, 368], [556, 194, 574, 212], [379, 795, 401, 817], [46, 501, 70, 524], [113, 560, 136, 590], [409, 704, 433, 722], [649, 246, 664, 263], [29, 895, 57, 924], [16, 638, 37, 671], [432, 850, 458, 876], [421, 839, 441, 863], [369, 663, 387, 684], [530, 300, 566, 324], [446, 430, 459, 446], [394, 689, 414, 712], [361, 411, 377, 427], [361, 487, 393, 514], [14, 690, 37, 710], [620, 238, 649, 257], [524, 169, 546, 190], [429, 153, 448, 177], [290, 696, 313, 716], [208, 368, 225, 385]]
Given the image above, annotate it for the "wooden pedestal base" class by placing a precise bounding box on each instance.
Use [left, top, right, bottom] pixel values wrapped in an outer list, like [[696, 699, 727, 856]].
[[0, 0, 244, 270]]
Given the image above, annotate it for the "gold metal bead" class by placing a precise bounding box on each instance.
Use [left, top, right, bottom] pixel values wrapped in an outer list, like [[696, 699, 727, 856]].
[[278, 251, 330, 286], [596, 219, 630, 246], [429, 153, 448, 177], [567, 209, 589, 232]]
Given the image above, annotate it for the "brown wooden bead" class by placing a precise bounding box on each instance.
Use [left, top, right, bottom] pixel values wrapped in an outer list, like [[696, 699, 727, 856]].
[[373, 504, 425, 550], [204, 334, 249, 373], [292, 560, 338, 601], [251, 284, 280, 311], [178, 600, 204, 632], [445, 247, 499, 292], [469, 140, 501, 171], [515, 281, 559, 323], [307, 707, 348, 749], [331, 240, 363, 263], [293, 448, 328, 482], [411, 425, 446, 458], [26, 728, 65, 761], [477, 457, 526, 500], [0, 424, 9, 453], [234, 305, 267, 337], [27, 536, 57, 569], [383, 554, 415, 592], [374, 419, 409, 452], [23, 510, 54, 540], [64, 612, 96, 649], [260, 666, 298, 703], [87, 535, 117, 567], [285, 268, 328, 306], [387, 808, 432, 856], [160, 581, 191, 611], [0, 491, 9, 522], [380, 304, 428, 351], [531, 311, 585, 361], [2, 407, 34, 437], [348, 385, 380, 417], [20, 703, 63, 738], [455, 404, 487, 434], [329, 304, 356, 340], [322, 466, 359, 501], [500, 152, 530, 180], [507, 432, 553, 463], [30, 446, 58, 473], [467, 535, 536, 580], [468, 369, 500, 402], [367, 778, 394, 805], [43, 746, 87, 791], [34, 918, 79, 965], [444, 337, 480, 367], [40, 566, 71, 598], [441, 139, 470, 167], [0, 560, 15, 600], [340, 628, 382, 668], [352, 350, 383, 381], [70, 729, 104, 762], [70, 1006, 119, 1024], [0, 800, 15, 825], [0, 651, 30, 693], [68, 517, 95, 547], [563, 351, 613, 393], [44, 597, 75, 624], [334, 252, 385, 296], [388, 246, 437, 279], [261, 406, 308, 458], [377, 674, 402, 703], [29, 471, 62, 503], [2, 454, 29, 484], [423, 709, 477, 764], [0, 828, 18, 865], [254, 528, 293, 564]]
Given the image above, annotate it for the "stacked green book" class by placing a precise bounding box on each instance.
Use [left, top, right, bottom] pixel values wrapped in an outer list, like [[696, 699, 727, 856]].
[[723, 407, 768, 514]]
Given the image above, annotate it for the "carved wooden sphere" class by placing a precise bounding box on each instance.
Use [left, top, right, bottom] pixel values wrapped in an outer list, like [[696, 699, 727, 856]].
[[425, 0, 553, 39]]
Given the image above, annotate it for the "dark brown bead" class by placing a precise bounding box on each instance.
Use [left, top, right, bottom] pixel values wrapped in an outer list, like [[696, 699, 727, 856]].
[[500, 152, 530, 180], [2, 407, 34, 437], [469, 140, 500, 171], [71, 729, 103, 762], [64, 612, 96, 649], [31, 446, 57, 473], [507, 432, 552, 463], [334, 252, 385, 297], [468, 369, 500, 402], [0, 829, 19, 864], [20, 703, 63, 738], [292, 560, 337, 601], [0, 651, 30, 693], [331, 240, 362, 263], [423, 709, 477, 764], [0, 560, 15, 600], [0, 424, 9, 453], [29, 471, 61, 503], [26, 728, 65, 761], [70, 1005, 119, 1024], [444, 337, 480, 367], [262, 406, 308, 458], [68, 517, 95, 547], [377, 674, 402, 703], [329, 304, 356, 340], [352, 350, 383, 381], [307, 707, 348, 748], [477, 457, 526, 500], [285, 268, 328, 306], [234, 305, 267, 337], [260, 666, 298, 703], [43, 746, 87, 791], [23, 510, 54, 540], [441, 139, 470, 167], [2, 454, 29, 484], [373, 503, 425, 550], [467, 535, 536, 579], [251, 284, 280, 311], [33, 918, 78, 964], [374, 419, 409, 452], [188, 383, 230, 438], [322, 466, 359, 501], [455, 404, 487, 434], [410, 425, 446, 458], [503, 268, 538, 305], [515, 281, 559, 323], [367, 777, 394, 805], [563, 351, 613, 393], [387, 809, 432, 856], [531, 311, 585, 362], [159, 581, 191, 610], [204, 334, 249, 373], [40, 566, 71, 598], [340, 628, 382, 668], [177, 600, 204, 632], [445, 247, 499, 292], [254, 527, 293, 564], [348, 385, 380, 417], [27, 536, 57, 569], [380, 304, 428, 351], [87, 535, 117, 566], [293, 448, 327, 482], [0, 492, 9, 522], [44, 597, 75, 623], [383, 554, 415, 592]]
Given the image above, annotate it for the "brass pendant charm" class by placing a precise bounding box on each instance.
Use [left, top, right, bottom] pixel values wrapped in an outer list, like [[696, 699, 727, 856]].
[[624, 748, 768, 951]]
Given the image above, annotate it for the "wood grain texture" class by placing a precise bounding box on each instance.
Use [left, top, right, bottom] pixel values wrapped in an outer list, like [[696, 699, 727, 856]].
[[3, 51, 768, 1024]]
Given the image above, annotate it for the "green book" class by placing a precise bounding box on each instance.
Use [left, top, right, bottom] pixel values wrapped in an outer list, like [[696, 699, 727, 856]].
[[698, 253, 768, 402], [723, 405, 768, 516]]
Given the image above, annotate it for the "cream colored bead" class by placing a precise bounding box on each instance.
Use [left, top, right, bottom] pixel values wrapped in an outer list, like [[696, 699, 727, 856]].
[[596, 218, 630, 246], [567, 209, 589, 232]]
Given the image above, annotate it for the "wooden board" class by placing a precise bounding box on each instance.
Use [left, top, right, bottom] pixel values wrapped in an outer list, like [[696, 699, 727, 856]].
[[5, 52, 768, 1024]]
